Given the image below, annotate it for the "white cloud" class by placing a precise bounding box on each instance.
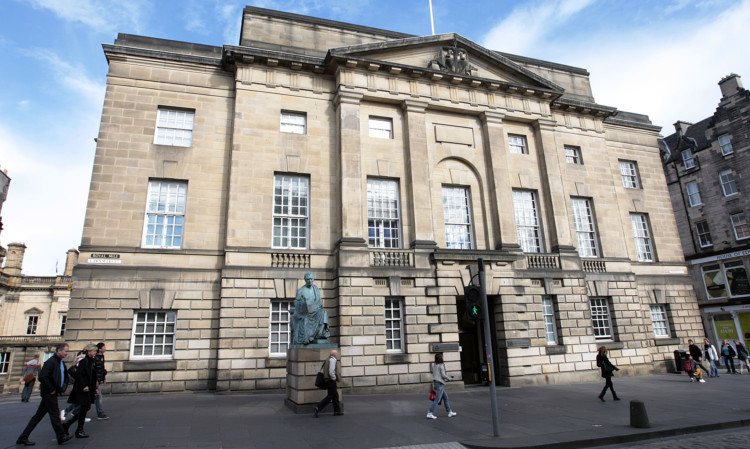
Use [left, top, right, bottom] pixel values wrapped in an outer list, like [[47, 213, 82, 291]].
[[482, 0, 750, 131], [32, 49, 106, 106], [21, 0, 152, 34], [481, 0, 597, 55], [0, 123, 93, 276], [18, 100, 30, 109]]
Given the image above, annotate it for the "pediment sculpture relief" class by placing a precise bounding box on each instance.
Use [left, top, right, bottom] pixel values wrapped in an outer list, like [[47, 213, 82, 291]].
[[428, 41, 477, 76]]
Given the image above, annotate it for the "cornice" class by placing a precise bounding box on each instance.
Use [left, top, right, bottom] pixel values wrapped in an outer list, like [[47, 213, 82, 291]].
[[603, 116, 662, 132], [551, 97, 616, 118], [103, 44, 223, 67]]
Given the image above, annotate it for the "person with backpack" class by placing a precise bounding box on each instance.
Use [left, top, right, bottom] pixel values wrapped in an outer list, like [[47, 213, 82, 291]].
[[63, 344, 98, 439], [61, 349, 89, 424], [596, 346, 620, 402], [704, 338, 720, 377], [684, 355, 706, 382], [734, 340, 750, 374], [721, 340, 738, 374]]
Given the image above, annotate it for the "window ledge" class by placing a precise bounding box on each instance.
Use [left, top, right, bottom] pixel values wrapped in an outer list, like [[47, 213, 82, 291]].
[[654, 337, 681, 346], [545, 345, 567, 355], [384, 353, 410, 364], [123, 360, 176, 372]]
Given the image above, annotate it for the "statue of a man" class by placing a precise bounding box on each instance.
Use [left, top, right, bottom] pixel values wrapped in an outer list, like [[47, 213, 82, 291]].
[[290, 272, 329, 344]]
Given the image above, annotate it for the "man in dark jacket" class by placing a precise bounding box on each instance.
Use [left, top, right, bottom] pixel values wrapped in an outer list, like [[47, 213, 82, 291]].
[[94, 342, 109, 419], [688, 339, 708, 372], [16, 343, 74, 446]]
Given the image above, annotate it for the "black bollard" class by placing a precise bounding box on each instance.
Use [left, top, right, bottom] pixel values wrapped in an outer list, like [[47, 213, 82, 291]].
[[630, 400, 650, 428]]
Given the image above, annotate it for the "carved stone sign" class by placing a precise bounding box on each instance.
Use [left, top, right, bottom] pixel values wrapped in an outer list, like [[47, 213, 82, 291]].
[[428, 40, 476, 76]]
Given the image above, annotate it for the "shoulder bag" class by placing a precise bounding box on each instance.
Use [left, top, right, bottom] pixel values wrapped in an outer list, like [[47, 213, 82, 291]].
[[315, 361, 327, 389]]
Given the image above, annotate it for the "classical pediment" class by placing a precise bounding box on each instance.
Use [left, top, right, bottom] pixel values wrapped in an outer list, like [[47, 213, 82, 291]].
[[329, 33, 564, 93]]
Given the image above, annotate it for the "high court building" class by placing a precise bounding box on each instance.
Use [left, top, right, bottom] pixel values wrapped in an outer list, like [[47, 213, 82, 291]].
[[67, 7, 702, 395]]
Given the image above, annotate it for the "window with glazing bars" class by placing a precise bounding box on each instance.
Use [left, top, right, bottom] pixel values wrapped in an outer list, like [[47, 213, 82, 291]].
[[731, 212, 750, 240], [630, 213, 654, 262], [280, 111, 306, 134], [154, 108, 194, 147], [720, 170, 738, 196], [131, 311, 176, 358], [719, 134, 733, 155], [272, 175, 309, 249], [564, 146, 583, 164], [682, 149, 695, 169], [270, 301, 292, 355], [650, 305, 670, 337], [369, 117, 393, 139], [542, 296, 558, 345], [142, 181, 187, 249], [571, 198, 599, 257], [508, 135, 528, 154], [442, 186, 473, 249], [513, 190, 542, 253], [686, 181, 702, 207], [385, 298, 404, 352], [695, 221, 712, 247], [0, 352, 10, 374], [367, 179, 401, 248], [590, 297, 612, 340], [26, 316, 38, 335], [619, 161, 639, 188]]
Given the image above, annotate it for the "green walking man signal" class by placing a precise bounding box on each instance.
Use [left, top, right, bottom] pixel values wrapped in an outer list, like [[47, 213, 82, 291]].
[[464, 284, 483, 321]]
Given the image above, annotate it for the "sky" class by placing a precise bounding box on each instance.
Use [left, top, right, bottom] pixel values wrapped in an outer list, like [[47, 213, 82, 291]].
[[0, 0, 748, 275]]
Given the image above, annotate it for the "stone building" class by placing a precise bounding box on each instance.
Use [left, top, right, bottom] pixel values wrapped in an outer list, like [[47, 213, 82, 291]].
[[68, 6, 701, 395], [0, 243, 76, 393], [661, 74, 750, 347]]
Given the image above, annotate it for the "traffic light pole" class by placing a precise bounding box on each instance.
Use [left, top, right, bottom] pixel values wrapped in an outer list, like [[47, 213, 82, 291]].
[[478, 258, 500, 436]]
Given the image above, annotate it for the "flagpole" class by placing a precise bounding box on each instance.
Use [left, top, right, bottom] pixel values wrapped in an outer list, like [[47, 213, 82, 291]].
[[429, 0, 435, 35]]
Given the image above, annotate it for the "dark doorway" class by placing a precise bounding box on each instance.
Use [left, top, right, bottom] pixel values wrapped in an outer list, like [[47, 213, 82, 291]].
[[458, 296, 500, 384]]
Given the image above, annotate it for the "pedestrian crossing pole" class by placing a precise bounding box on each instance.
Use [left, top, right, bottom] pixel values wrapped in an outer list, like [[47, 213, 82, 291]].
[[478, 258, 500, 436]]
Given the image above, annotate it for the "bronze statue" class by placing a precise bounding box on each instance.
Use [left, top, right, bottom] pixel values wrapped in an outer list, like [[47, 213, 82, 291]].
[[290, 272, 329, 344]]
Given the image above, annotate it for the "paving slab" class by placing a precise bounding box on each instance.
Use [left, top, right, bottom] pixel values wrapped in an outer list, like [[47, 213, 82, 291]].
[[1, 373, 749, 449]]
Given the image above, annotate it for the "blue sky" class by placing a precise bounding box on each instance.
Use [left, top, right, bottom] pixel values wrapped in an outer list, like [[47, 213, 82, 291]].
[[1, 0, 748, 275]]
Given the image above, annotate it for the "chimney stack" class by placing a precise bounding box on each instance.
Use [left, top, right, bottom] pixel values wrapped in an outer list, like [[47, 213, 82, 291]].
[[4, 242, 26, 277], [64, 249, 79, 276], [719, 73, 743, 99], [673, 121, 692, 137]]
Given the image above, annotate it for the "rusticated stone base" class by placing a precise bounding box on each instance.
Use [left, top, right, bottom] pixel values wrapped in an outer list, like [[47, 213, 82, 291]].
[[285, 345, 343, 413]]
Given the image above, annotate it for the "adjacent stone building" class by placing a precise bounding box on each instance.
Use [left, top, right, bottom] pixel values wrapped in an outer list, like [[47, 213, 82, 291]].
[[0, 243, 76, 393], [661, 74, 750, 346], [68, 6, 701, 395]]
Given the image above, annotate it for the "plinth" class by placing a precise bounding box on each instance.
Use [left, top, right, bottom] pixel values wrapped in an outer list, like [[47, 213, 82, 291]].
[[284, 344, 343, 414]]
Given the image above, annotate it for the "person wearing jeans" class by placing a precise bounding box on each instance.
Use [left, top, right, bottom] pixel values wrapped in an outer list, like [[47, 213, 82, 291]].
[[426, 353, 456, 419], [721, 340, 737, 374], [94, 342, 109, 419], [704, 338, 720, 377]]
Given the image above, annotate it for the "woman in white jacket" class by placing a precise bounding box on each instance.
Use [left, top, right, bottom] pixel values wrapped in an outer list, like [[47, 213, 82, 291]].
[[703, 338, 720, 377]]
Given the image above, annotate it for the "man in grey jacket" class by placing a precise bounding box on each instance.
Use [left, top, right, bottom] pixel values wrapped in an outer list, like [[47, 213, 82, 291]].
[[313, 349, 342, 417]]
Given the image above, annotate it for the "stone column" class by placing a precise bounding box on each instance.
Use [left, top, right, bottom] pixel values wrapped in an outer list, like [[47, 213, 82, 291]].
[[480, 111, 519, 251], [334, 91, 366, 248], [401, 100, 437, 248], [533, 118, 575, 253]]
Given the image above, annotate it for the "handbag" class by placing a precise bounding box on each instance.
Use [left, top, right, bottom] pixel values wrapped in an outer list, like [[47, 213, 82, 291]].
[[429, 389, 436, 401], [314, 361, 327, 389], [23, 373, 35, 384]]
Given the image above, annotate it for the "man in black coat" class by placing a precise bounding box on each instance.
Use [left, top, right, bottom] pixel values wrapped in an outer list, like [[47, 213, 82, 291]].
[[16, 343, 74, 446], [688, 339, 708, 372], [94, 342, 109, 419]]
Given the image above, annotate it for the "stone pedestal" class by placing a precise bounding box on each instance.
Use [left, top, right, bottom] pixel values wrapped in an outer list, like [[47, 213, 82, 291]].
[[285, 344, 343, 414]]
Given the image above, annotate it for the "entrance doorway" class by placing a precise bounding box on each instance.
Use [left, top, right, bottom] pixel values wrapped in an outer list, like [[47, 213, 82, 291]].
[[458, 295, 500, 384]]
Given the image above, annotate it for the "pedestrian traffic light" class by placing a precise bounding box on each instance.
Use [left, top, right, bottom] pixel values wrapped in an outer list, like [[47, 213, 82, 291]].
[[464, 284, 482, 321]]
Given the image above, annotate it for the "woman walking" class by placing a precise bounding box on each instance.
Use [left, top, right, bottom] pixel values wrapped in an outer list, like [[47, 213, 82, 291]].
[[426, 353, 457, 419], [721, 340, 738, 374], [596, 346, 620, 402], [704, 338, 720, 377], [63, 344, 98, 439], [734, 340, 750, 374]]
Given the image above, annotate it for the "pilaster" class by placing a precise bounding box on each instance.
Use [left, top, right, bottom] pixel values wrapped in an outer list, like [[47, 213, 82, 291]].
[[334, 91, 366, 247], [534, 118, 575, 251], [402, 100, 437, 248]]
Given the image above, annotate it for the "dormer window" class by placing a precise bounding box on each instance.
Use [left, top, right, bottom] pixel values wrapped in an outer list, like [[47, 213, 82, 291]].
[[682, 149, 695, 169]]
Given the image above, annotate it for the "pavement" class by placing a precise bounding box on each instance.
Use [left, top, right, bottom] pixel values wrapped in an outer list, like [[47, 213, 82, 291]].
[[1, 372, 750, 449]]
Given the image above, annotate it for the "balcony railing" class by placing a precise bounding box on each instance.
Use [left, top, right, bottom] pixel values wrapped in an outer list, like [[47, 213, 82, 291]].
[[370, 250, 413, 267], [271, 253, 310, 268], [582, 259, 606, 272], [526, 254, 560, 269]]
